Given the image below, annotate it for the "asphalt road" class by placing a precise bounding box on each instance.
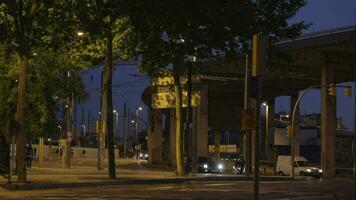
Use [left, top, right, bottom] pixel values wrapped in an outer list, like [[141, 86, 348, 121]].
[[0, 178, 354, 200]]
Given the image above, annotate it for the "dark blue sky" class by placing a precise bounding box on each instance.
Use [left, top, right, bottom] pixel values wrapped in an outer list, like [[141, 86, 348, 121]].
[[76, 0, 356, 137], [277, 0, 356, 129]]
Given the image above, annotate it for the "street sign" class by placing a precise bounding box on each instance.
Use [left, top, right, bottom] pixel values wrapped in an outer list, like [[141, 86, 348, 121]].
[[241, 109, 256, 130]]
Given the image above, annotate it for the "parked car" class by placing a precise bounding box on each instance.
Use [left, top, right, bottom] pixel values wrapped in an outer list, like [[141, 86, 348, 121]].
[[233, 158, 245, 175], [198, 157, 224, 173], [276, 155, 323, 178]]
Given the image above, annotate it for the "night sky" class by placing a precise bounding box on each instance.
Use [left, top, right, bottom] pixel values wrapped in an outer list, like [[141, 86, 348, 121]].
[[75, 0, 356, 138]]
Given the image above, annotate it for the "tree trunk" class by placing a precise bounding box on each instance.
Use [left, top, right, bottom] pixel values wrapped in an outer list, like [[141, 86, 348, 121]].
[[103, 31, 116, 179], [16, 54, 28, 182], [173, 63, 184, 176]]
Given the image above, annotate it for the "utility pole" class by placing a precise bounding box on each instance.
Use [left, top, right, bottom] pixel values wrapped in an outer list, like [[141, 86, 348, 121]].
[[252, 33, 267, 200], [123, 103, 127, 158], [243, 54, 251, 176]]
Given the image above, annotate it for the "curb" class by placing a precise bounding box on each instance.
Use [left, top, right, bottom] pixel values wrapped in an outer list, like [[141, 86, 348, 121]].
[[0, 176, 294, 191]]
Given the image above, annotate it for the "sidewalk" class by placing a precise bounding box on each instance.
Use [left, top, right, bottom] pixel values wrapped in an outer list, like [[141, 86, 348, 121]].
[[0, 160, 294, 191]]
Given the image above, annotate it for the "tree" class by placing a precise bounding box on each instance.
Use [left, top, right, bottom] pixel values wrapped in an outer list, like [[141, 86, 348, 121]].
[[127, 0, 308, 176], [0, 1, 81, 182], [73, 0, 135, 179]]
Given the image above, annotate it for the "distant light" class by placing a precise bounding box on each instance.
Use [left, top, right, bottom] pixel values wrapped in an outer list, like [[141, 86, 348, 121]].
[[77, 31, 84, 36], [138, 107, 143, 111], [113, 110, 117, 113], [98, 112, 101, 115], [82, 124, 85, 128], [47, 138, 51, 142], [262, 102, 267, 106], [131, 120, 135, 123], [32, 52, 38, 56]]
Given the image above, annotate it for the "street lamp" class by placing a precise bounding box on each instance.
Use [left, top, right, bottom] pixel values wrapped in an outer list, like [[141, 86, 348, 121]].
[[113, 109, 119, 144], [58, 125, 62, 134], [77, 31, 84, 36], [48, 138, 52, 161], [82, 124, 86, 137], [135, 107, 143, 143], [262, 102, 269, 160]]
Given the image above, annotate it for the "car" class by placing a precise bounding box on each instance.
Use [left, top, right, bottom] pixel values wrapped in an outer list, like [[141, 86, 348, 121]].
[[198, 157, 225, 173], [276, 155, 323, 178], [138, 152, 149, 160]]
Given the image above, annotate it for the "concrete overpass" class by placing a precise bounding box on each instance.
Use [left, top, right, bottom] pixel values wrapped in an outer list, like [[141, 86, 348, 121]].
[[143, 25, 356, 177]]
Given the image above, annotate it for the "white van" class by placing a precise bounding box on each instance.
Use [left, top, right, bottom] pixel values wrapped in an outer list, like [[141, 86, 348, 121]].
[[276, 155, 323, 177]]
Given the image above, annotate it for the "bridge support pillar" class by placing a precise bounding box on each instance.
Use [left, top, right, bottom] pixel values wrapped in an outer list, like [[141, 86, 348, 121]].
[[197, 83, 209, 158], [147, 109, 163, 164], [169, 108, 176, 166], [214, 130, 221, 161], [321, 63, 336, 178]]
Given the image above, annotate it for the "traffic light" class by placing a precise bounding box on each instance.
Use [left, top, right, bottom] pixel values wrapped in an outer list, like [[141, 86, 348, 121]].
[[343, 86, 352, 97], [252, 33, 268, 77], [328, 84, 336, 96], [286, 125, 293, 138]]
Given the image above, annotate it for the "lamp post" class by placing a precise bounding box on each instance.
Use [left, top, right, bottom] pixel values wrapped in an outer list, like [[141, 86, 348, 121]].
[[262, 102, 269, 160], [131, 120, 138, 152], [113, 110, 119, 144], [135, 107, 142, 143], [81, 124, 86, 137], [48, 138, 52, 161], [58, 125, 62, 135]]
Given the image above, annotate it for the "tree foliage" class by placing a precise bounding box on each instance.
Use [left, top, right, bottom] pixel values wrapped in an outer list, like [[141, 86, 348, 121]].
[[126, 0, 309, 176]]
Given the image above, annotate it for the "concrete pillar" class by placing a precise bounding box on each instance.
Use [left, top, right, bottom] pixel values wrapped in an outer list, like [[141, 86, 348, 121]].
[[147, 109, 163, 164], [169, 108, 176, 166], [290, 95, 300, 157], [265, 100, 275, 161], [197, 82, 208, 157], [321, 64, 336, 178], [214, 130, 222, 161]]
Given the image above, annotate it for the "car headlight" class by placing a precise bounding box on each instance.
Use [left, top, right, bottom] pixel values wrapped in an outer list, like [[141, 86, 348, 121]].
[[307, 169, 312, 172], [203, 164, 208, 169], [318, 169, 323, 173], [218, 164, 224, 170]]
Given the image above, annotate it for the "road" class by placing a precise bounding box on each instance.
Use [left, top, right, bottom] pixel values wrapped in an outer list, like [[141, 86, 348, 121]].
[[0, 178, 354, 199]]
